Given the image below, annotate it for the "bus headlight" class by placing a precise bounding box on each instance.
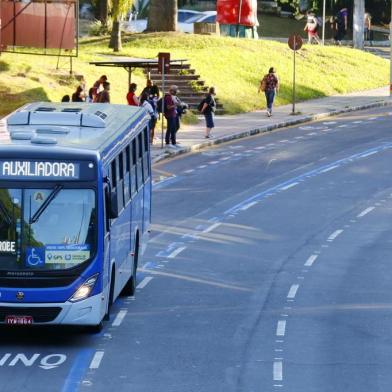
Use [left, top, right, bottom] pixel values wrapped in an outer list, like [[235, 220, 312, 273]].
[[69, 274, 99, 302]]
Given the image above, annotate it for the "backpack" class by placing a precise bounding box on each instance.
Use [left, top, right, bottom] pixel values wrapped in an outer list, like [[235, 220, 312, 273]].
[[197, 98, 206, 112], [260, 76, 267, 92], [156, 97, 163, 113]]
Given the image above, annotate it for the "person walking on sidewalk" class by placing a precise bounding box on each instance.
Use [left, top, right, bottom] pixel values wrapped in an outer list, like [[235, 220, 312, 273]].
[[164, 87, 178, 147], [201, 87, 216, 138], [304, 11, 320, 44], [259, 68, 279, 117], [334, 7, 348, 45]]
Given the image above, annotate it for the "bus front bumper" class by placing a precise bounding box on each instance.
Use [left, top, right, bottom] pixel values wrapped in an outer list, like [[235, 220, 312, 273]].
[[0, 293, 106, 326]]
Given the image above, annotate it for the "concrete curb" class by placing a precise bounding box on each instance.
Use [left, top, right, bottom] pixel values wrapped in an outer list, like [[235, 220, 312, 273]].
[[152, 98, 392, 165]]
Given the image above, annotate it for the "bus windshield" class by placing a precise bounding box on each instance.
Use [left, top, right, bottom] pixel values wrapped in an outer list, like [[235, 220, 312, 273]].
[[0, 188, 96, 271]]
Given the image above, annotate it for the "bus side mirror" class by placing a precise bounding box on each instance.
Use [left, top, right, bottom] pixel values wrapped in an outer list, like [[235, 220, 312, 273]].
[[109, 192, 120, 219]]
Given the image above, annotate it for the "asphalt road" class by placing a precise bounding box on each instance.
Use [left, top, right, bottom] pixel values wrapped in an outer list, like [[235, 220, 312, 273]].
[[1, 107, 392, 391]]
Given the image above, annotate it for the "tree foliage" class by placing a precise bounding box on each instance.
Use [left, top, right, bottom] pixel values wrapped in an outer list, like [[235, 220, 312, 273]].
[[109, 0, 133, 51]]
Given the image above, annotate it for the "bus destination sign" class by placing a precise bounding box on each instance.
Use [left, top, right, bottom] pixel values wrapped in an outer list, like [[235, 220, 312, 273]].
[[0, 160, 81, 180]]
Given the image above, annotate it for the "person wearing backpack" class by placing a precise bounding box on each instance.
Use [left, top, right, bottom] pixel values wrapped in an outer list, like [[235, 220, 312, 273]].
[[259, 67, 279, 117], [200, 87, 216, 139], [163, 86, 178, 147]]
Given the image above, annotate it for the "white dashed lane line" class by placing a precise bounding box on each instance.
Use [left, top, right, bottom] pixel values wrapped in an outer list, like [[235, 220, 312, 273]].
[[280, 182, 299, 191], [357, 206, 375, 218], [136, 276, 154, 289], [273, 361, 283, 381], [361, 151, 377, 158], [197, 165, 207, 169], [184, 169, 195, 174], [320, 165, 339, 173], [89, 351, 105, 369], [112, 310, 127, 327], [304, 254, 318, 267], [202, 222, 222, 233], [167, 246, 187, 259], [239, 201, 258, 211], [327, 229, 343, 242], [276, 320, 287, 336], [287, 284, 299, 299]]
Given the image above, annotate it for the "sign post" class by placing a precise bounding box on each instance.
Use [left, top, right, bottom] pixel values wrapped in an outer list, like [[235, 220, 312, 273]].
[[158, 52, 170, 148], [288, 33, 303, 114]]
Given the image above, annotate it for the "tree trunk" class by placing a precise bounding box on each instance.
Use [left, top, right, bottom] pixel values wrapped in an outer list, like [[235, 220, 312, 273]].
[[147, 0, 177, 32], [99, 0, 109, 26], [109, 19, 122, 52], [353, 0, 365, 49]]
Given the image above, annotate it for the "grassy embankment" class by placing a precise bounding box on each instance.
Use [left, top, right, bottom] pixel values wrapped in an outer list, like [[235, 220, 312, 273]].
[[0, 33, 388, 118]]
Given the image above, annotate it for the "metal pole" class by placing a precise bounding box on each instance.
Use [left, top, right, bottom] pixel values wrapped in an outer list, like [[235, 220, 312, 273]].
[[390, 3, 392, 96], [322, 0, 326, 45], [292, 38, 296, 113], [237, 0, 243, 37], [161, 59, 165, 149]]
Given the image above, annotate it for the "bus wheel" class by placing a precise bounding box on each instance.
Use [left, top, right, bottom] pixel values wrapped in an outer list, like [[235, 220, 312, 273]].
[[121, 244, 138, 297], [121, 260, 136, 296], [104, 268, 115, 321]]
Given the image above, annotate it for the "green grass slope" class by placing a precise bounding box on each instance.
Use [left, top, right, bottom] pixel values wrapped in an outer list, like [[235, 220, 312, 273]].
[[0, 33, 388, 117]]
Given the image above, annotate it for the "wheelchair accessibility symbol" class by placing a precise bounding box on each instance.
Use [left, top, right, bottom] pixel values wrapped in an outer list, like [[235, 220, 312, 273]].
[[26, 248, 44, 267]]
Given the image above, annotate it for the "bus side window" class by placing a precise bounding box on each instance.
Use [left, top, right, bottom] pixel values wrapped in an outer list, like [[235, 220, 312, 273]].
[[110, 156, 124, 217], [110, 160, 117, 191], [104, 183, 111, 232], [137, 132, 144, 185], [118, 153, 125, 209], [124, 145, 131, 203], [143, 127, 150, 180], [131, 138, 138, 195]]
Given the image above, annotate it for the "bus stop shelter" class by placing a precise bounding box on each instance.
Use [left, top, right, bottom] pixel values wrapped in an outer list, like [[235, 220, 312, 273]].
[[90, 57, 188, 86]]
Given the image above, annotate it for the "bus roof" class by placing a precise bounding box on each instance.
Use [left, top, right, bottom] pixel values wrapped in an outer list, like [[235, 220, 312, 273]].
[[1, 102, 150, 160]]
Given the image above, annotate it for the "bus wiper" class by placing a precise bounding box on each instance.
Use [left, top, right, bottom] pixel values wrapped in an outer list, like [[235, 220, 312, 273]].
[[30, 185, 63, 224]]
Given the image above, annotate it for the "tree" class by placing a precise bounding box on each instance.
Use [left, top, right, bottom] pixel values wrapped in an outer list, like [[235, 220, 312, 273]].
[[353, 0, 365, 49], [99, 0, 109, 27], [109, 0, 133, 52], [147, 0, 177, 32]]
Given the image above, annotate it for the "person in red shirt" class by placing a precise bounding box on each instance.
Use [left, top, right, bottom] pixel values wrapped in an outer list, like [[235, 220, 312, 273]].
[[126, 83, 139, 106]]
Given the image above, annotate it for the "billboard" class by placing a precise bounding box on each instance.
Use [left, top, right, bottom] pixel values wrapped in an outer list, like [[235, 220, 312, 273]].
[[0, 0, 77, 55]]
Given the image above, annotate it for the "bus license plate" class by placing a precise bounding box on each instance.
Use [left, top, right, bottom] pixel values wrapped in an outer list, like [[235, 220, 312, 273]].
[[5, 315, 33, 325]]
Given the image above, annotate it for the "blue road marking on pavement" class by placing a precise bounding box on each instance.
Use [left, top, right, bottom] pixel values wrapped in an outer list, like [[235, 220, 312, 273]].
[[61, 349, 95, 392], [153, 176, 181, 190], [225, 142, 392, 215]]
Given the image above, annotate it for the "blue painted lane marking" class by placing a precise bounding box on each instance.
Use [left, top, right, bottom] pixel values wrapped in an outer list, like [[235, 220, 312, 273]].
[[61, 349, 95, 392], [225, 142, 392, 215]]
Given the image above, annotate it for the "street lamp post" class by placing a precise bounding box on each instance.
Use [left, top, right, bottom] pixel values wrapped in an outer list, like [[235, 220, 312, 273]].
[[322, 0, 326, 45]]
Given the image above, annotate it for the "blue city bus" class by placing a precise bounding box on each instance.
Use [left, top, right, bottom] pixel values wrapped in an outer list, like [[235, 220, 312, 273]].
[[0, 102, 151, 331]]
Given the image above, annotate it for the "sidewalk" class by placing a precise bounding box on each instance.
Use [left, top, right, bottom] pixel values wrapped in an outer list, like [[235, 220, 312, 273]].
[[151, 86, 392, 164]]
